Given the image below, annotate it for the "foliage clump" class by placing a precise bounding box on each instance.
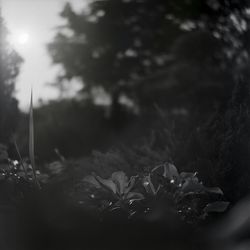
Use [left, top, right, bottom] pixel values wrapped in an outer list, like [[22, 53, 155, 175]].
[[81, 161, 229, 224]]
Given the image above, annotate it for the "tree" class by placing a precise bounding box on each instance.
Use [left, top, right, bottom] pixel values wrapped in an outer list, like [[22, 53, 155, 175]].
[[48, 0, 250, 115], [0, 14, 23, 143]]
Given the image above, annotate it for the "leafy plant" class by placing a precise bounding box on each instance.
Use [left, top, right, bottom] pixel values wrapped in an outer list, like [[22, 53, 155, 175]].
[[0, 92, 49, 203], [142, 163, 229, 223], [84, 171, 144, 214], [83, 162, 229, 223]]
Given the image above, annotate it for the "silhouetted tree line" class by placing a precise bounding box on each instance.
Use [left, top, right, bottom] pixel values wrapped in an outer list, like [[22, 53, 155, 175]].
[[48, 0, 249, 116]]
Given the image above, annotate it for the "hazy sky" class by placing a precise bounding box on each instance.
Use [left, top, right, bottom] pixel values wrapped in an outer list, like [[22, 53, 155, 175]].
[[1, 0, 85, 110]]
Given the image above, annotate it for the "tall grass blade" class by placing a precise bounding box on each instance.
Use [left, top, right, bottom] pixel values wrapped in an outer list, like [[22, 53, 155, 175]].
[[29, 90, 40, 188]]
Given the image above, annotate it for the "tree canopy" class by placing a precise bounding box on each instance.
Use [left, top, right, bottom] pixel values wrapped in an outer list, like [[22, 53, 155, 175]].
[[48, 0, 250, 114]]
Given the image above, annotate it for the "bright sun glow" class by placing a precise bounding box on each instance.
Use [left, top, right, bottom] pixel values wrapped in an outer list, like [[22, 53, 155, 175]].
[[17, 32, 30, 45], [9, 30, 32, 49]]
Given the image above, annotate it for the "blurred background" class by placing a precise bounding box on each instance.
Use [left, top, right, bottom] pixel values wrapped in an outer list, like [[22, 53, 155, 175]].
[[1, 0, 250, 201]]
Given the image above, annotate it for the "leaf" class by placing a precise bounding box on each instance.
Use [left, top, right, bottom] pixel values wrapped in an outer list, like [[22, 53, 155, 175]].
[[111, 171, 128, 195], [205, 187, 224, 195], [164, 163, 179, 179], [181, 179, 205, 193], [29, 90, 35, 172], [143, 175, 161, 195], [29, 90, 40, 188], [180, 172, 197, 179], [127, 192, 144, 201], [95, 175, 117, 194], [124, 175, 137, 194], [37, 173, 49, 183], [152, 163, 179, 180], [83, 175, 101, 188], [48, 161, 65, 175], [204, 201, 230, 213]]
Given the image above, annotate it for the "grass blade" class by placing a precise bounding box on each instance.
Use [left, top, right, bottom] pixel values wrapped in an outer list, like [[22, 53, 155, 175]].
[[29, 90, 40, 188]]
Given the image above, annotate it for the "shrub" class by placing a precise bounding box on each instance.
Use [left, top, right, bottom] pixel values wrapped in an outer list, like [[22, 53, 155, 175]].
[[81, 162, 229, 224]]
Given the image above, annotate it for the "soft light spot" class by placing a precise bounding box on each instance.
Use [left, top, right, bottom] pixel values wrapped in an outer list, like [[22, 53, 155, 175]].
[[17, 32, 30, 44]]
